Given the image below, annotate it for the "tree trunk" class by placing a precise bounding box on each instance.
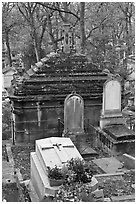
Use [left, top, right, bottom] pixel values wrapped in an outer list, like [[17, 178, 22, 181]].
[[33, 36, 41, 62], [80, 2, 86, 54], [62, 2, 69, 23], [5, 31, 12, 67], [47, 14, 58, 52], [31, 24, 41, 62]]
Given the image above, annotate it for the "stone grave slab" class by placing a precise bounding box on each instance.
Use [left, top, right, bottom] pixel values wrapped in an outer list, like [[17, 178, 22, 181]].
[[103, 124, 135, 141], [78, 143, 98, 158], [35, 137, 83, 169], [93, 157, 127, 174], [30, 137, 83, 201]]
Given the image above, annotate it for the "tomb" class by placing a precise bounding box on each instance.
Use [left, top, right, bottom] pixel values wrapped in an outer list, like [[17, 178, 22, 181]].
[[97, 77, 135, 155], [30, 137, 98, 201], [9, 24, 108, 143]]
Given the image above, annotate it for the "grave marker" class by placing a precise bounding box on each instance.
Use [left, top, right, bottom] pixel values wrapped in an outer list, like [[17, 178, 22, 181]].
[[100, 78, 125, 128], [102, 79, 121, 115], [64, 93, 84, 135]]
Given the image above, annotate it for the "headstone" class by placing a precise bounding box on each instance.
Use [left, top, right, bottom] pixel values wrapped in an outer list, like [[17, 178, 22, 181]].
[[64, 93, 84, 135], [102, 79, 121, 115], [30, 137, 83, 201], [100, 79, 125, 128]]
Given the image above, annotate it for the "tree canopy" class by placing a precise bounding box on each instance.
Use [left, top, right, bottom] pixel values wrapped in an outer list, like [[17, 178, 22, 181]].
[[2, 2, 135, 73]]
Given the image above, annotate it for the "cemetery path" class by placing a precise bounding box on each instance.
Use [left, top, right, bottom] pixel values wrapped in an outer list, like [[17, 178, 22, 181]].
[[2, 161, 14, 183], [2, 140, 15, 184]]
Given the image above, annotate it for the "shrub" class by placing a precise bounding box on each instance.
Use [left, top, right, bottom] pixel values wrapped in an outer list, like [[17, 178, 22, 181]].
[[66, 158, 93, 183], [47, 165, 65, 180], [2, 101, 12, 140]]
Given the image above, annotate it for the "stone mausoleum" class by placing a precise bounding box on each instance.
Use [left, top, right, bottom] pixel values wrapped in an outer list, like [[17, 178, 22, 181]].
[[9, 24, 108, 143]]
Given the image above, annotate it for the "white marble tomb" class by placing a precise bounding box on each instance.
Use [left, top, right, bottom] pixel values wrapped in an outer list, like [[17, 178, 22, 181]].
[[30, 137, 83, 201]]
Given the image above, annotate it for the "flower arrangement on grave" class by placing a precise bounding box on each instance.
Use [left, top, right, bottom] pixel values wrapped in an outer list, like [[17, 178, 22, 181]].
[[54, 158, 95, 201], [65, 158, 93, 184], [47, 165, 65, 186], [47, 158, 93, 189], [55, 182, 96, 202]]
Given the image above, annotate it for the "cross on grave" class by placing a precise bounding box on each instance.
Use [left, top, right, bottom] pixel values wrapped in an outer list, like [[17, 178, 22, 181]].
[[53, 143, 62, 151], [40, 142, 75, 165], [35, 137, 82, 169]]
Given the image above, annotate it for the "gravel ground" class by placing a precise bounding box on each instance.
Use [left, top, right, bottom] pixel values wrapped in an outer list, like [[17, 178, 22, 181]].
[[2, 145, 9, 161], [97, 171, 135, 197], [11, 144, 35, 180]]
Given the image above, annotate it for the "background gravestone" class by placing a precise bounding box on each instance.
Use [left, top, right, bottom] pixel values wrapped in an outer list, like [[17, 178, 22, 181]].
[[64, 93, 84, 135], [100, 79, 125, 128], [103, 79, 121, 114]]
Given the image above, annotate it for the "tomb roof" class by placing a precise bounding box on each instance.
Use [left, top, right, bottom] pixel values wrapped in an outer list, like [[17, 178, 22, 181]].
[[10, 52, 108, 101]]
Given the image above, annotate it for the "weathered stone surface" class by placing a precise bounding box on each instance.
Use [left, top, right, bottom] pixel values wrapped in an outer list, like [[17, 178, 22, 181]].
[[10, 53, 107, 98], [35, 137, 83, 169], [10, 52, 108, 143], [93, 157, 127, 173], [122, 153, 135, 169], [103, 124, 135, 141]]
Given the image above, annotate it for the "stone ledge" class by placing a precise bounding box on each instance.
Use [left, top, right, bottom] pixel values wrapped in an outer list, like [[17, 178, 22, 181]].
[[94, 169, 135, 178], [123, 153, 135, 169], [111, 194, 135, 202], [94, 172, 124, 178]]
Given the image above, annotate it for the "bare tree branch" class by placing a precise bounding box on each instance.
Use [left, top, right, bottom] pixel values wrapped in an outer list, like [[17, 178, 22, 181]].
[[37, 2, 80, 20], [86, 15, 109, 39]]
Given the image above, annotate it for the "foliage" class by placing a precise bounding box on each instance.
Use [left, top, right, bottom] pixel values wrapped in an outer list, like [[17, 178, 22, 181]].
[[55, 182, 95, 202], [47, 165, 65, 180], [11, 144, 35, 180], [97, 171, 135, 197], [2, 3, 135, 64], [2, 2, 135, 101], [47, 158, 93, 184], [2, 101, 12, 140], [66, 158, 93, 183], [47, 158, 94, 201]]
